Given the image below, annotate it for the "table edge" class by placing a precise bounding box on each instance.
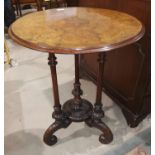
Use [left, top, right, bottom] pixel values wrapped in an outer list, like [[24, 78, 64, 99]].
[[8, 22, 145, 54]]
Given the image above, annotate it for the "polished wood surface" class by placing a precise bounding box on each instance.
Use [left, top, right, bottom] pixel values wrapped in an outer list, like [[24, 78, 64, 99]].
[[9, 7, 144, 54]]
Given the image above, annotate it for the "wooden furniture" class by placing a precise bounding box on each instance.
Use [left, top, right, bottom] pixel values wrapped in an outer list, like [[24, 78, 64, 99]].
[[67, 0, 151, 128], [9, 7, 144, 145], [12, 0, 42, 16], [12, 0, 67, 16]]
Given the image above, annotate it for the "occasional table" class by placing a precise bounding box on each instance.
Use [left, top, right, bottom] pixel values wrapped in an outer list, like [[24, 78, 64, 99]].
[[9, 7, 144, 145]]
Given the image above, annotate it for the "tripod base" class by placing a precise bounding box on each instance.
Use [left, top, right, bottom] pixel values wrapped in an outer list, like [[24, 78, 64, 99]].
[[44, 53, 113, 146], [43, 98, 113, 146]]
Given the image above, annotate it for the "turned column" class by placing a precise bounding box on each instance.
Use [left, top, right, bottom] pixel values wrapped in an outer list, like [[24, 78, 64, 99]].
[[72, 54, 83, 110], [43, 53, 72, 146], [93, 53, 107, 119], [48, 53, 63, 120], [85, 52, 113, 144]]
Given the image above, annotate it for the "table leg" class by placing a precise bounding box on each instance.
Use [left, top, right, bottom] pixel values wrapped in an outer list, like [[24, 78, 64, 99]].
[[43, 53, 71, 146], [85, 53, 113, 144], [72, 54, 83, 109], [95, 53, 106, 118]]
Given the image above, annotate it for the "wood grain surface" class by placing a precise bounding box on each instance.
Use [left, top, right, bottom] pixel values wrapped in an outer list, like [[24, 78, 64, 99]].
[[9, 7, 144, 54]]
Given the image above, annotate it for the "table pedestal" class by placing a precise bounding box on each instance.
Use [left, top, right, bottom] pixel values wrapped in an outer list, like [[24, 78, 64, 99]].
[[43, 53, 113, 146]]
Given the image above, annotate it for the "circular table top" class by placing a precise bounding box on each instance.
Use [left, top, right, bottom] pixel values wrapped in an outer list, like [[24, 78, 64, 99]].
[[9, 7, 145, 54]]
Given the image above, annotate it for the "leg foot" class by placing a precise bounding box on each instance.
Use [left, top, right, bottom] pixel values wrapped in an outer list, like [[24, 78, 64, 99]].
[[43, 119, 71, 146], [43, 121, 59, 146], [85, 119, 113, 144], [96, 121, 113, 144]]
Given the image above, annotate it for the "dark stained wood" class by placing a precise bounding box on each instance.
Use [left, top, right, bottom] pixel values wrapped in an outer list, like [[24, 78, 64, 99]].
[[66, 0, 151, 127], [44, 53, 113, 145], [85, 118, 113, 144], [62, 54, 93, 122], [43, 52, 113, 145], [96, 53, 106, 105], [73, 54, 83, 105], [48, 54, 60, 109], [85, 53, 113, 144], [44, 53, 72, 146]]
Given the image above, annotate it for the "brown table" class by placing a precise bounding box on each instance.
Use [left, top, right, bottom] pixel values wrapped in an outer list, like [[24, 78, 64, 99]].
[[9, 7, 144, 146]]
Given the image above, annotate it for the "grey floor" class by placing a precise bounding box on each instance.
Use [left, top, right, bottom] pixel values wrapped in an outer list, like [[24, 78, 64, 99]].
[[4, 36, 151, 154]]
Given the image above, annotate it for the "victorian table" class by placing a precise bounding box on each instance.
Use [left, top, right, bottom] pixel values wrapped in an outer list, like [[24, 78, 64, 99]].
[[9, 7, 144, 146]]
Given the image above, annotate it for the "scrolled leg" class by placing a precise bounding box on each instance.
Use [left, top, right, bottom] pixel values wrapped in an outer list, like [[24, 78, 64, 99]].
[[43, 118, 71, 146], [44, 53, 72, 146], [43, 121, 60, 146], [44, 106, 71, 146], [95, 120, 113, 144], [85, 118, 113, 144]]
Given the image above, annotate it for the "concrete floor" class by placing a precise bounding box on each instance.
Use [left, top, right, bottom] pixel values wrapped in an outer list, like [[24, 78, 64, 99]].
[[4, 37, 151, 155]]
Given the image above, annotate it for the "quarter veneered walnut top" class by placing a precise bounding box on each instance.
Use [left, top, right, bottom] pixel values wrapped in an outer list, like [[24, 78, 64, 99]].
[[9, 7, 144, 54]]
